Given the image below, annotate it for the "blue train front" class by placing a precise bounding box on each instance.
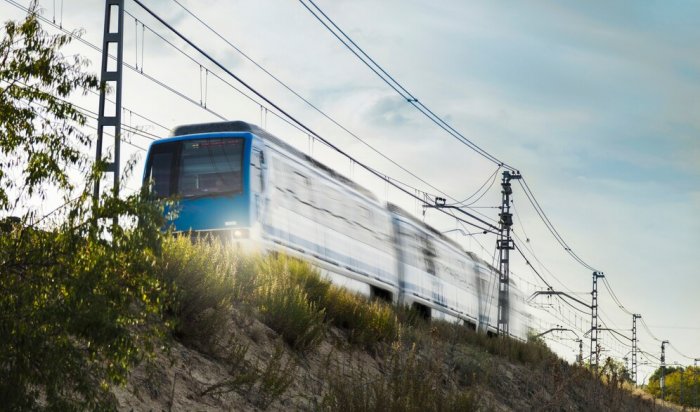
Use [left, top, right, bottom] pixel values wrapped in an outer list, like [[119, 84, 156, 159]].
[[142, 121, 265, 241]]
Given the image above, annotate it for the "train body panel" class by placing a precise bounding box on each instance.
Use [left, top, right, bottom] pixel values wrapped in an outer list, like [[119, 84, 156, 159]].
[[143, 121, 532, 340]]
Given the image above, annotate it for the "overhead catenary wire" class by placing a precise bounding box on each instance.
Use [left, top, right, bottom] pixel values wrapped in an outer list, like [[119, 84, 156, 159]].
[[601, 277, 633, 316], [128, 4, 494, 229], [167, 0, 478, 207], [518, 177, 598, 272], [298, 0, 516, 171], [128, 0, 500, 236], [446, 165, 500, 206], [640, 317, 662, 343], [9, 0, 488, 235], [668, 342, 695, 361]]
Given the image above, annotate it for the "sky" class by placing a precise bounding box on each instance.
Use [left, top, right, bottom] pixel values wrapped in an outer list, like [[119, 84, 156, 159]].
[[2, 0, 698, 382]]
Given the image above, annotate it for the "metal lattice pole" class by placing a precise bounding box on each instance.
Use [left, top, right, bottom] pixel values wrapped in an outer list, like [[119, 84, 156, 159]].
[[661, 340, 669, 401], [590, 271, 604, 374], [497, 171, 521, 337], [632, 314, 641, 385], [94, 0, 124, 203]]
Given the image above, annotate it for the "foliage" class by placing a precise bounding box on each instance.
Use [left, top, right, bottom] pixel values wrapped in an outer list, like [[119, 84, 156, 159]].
[[0, 0, 98, 213], [645, 365, 699, 407], [599, 357, 632, 386], [0, 4, 168, 410]]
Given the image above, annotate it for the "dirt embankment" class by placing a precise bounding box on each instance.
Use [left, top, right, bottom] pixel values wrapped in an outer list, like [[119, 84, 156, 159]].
[[113, 306, 678, 412]]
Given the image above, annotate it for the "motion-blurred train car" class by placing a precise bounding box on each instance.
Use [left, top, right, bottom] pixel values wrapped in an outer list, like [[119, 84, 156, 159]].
[[142, 121, 531, 340]]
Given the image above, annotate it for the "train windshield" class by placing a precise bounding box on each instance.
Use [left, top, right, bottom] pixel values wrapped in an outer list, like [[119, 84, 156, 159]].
[[146, 138, 244, 199]]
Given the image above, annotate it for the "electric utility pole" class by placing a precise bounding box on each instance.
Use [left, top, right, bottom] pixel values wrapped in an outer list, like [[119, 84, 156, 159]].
[[661, 340, 669, 401], [577, 339, 583, 365], [632, 314, 641, 386], [497, 170, 521, 337], [694, 358, 699, 408], [94, 0, 125, 202], [590, 271, 604, 374]]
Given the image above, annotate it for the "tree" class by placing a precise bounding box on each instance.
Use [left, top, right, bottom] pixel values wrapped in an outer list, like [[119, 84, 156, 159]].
[[646, 366, 700, 407], [0, 3, 168, 410]]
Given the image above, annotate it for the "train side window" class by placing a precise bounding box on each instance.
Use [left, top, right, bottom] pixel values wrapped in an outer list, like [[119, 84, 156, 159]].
[[293, 171, 313, 205], [420, 234, 437, 275], [251, 150, 262, 193]]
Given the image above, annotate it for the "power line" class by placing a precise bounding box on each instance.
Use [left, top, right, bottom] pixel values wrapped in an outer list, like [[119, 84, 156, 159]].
[[517, 177, 598, 272], [20, 0, 480, 233], [640, 317, 662, 343], [602, 277, 633, 316], [668, 342, 695, 361], [128, 10, 502, 227], [446, 165, 500, 206], [123, 0, 502, 236], [297, 0, 515, 170], [166, 0, 477, 207]]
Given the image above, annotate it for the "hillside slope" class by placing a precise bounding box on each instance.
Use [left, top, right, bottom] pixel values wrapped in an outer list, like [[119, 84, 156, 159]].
[[113, 238, 677, 411]]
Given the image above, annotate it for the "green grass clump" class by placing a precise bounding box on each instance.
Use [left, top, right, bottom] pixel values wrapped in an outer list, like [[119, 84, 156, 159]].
[[160, 235, 254, 347], [323, 287, 399, 348], [255, 253, 398, 350], [256, 276, 326, 352]]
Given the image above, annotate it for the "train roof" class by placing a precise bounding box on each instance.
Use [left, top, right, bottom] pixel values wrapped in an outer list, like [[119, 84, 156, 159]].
[[171, 121, 378, 202], [170, 122, 502, 277]]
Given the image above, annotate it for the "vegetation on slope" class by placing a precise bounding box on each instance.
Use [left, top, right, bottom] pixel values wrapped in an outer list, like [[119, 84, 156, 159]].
[[154, 236, 667, 411]]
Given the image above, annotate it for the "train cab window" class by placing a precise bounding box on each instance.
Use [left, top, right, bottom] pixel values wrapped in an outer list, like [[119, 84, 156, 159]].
[[144, 142, 177, 198], [178, 139, 244, 198]]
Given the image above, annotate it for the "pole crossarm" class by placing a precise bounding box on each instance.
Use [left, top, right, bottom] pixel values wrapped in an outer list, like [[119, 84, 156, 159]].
[[528, 290, 592, 309], [533, 327, 580, 339], [598, 328, 632, 342], [424, 204, 499, 232]]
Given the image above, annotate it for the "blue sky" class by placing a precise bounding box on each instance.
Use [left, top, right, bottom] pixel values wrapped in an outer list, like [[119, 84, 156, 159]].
[[2, 0, 698, 378]]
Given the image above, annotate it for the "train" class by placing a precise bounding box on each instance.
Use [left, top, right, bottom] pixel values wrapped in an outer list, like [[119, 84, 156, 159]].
[[142, 121, 532, 340]]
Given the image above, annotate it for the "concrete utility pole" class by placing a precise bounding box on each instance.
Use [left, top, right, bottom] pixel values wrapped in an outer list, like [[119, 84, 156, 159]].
[[632, 314, 641, 386], [590, 271, 605, 374], [94, 0, 125, 202], [496, 171, 521, 337], [661, 340, 669, 401]]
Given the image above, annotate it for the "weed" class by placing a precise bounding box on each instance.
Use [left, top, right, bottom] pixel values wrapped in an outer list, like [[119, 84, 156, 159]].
[[252, 345, 297, 409]]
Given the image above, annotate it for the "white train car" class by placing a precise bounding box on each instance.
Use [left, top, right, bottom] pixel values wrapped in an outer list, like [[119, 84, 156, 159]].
[[145, 121, 531, 340]]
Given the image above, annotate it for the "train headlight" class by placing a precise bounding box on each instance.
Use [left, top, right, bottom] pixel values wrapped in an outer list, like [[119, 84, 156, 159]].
[[232, 229, 248, 238]]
